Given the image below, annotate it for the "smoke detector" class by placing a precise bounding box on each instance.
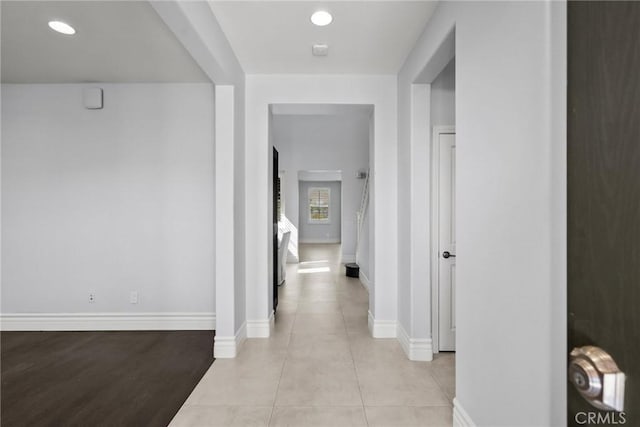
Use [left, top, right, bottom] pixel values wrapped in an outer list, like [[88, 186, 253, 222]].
[[312, 44, 329, 57]]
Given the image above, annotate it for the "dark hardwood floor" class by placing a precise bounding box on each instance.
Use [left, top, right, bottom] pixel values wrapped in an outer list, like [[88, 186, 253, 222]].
[[1, 331, 214, 427]]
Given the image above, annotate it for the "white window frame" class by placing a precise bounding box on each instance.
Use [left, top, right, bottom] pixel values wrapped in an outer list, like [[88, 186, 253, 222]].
[[308, 187, 330, 224]]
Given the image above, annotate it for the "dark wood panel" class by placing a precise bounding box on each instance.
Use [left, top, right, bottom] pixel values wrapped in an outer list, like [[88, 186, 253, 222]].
[[568, 1, 640, 424], [1, 331, 214, 427]]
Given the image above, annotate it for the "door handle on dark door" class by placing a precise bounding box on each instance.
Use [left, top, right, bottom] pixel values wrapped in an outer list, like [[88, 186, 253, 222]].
[[442, 251, 456, 259], [569, 346, 625, 411]]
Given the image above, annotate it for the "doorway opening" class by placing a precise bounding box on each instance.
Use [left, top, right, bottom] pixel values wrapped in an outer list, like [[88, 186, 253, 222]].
[[414, 37, 456, 356], [269, 104, 373, 311], [409, 26, 456, 360], [431, 125, 456, 352]]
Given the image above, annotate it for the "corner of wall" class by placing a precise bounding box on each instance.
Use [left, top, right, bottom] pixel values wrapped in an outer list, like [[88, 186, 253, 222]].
[[367, 310, 396, 338], [397, 322, 433, 361], [214, 320, 247, 358], [246, 310, 275, 338], [453, 398, 476, 427]]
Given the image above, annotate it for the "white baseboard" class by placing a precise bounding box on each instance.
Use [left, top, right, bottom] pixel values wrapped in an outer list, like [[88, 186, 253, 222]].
[[341, 254, 356, 263], [0, 312, 216, 331], [367, 311, 397, 338], [298, 238, 341, 244], [246, 311, 274, 338], [359, 271, 370, 292], [397, 323, 433, 361], [453, 398, 476, 427], [214, 321, 246, 359]]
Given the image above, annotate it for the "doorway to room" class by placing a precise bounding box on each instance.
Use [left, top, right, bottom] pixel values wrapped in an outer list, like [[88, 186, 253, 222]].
[[432, 126, 456, 352], [269, 104, 373, 300], [407, 26, 456, 363], [428, 56, 456, 354]]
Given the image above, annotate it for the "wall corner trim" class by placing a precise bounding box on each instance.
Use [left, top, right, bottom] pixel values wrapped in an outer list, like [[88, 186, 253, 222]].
[[0, 312, 216, 331], [246, 311, 275, 338], [214, 321, 247, 359], [367, 311, 397, 338], [453, 398, 476, 427], [397, 323, 433, 361]]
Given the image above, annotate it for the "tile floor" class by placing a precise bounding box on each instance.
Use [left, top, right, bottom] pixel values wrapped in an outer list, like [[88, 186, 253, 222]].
[[170, 244, 455, 427]]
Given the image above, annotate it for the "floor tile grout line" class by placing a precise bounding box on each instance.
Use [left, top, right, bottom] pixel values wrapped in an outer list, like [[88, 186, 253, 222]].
[[425, 355, 456, 404], [338, 269, 371, 427], [334, 260, 371, 426], [269, 263, 300, 426]]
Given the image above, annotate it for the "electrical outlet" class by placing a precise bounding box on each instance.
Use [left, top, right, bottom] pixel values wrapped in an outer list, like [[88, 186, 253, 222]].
[[130, 291, 138, 304], [89, 293, 95, 303]]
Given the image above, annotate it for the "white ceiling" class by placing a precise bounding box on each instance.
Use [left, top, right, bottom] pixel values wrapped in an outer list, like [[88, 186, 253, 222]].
[[1, 1, 209, 83], [208, 1, 438, 74], [1, 1, 439, 83]]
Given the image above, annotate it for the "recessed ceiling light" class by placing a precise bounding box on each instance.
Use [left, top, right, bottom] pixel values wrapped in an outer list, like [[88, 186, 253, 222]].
[[310, 11, 333, 27], [48, 20, 76, 35]]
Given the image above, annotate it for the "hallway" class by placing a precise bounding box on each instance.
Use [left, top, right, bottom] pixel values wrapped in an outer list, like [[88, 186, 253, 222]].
[[171, 244, 454, 426]]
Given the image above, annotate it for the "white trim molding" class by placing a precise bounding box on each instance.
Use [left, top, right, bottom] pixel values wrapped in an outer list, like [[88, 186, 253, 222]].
[[453, 398, 476, 427], [359, 271, 370, 292], [367, 311, 397, 338], [214, 321, 246, 359], [0, 312, 216, 331], [397, 323, 433, 361], [246, 311, 275, 338]]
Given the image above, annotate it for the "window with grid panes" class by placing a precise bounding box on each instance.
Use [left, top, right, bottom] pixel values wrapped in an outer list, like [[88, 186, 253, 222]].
[[308, 187, 330, 223]]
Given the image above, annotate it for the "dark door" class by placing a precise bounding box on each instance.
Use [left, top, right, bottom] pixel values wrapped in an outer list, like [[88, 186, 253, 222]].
[[568, 2, 640, 424], [273, 147, 279, 312]]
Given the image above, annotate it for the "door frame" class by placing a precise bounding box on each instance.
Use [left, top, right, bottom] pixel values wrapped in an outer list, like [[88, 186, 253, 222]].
[[430, 125, 456, 353], [273, 147, 279, 312]]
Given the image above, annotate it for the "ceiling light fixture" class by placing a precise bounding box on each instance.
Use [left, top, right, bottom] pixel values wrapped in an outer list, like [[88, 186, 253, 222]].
[[48, 20, 76, 35], [310, 11, 333, 26]]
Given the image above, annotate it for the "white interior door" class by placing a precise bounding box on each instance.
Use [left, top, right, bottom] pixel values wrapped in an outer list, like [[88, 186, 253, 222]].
[[438, 131, 456, 351]]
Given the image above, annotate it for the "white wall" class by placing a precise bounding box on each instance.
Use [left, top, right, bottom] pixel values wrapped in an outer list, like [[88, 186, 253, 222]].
[[397, 1, 566, 425], [431, 58, 455, 127], [152, 0, 248, 350], [357, 201, 371, 287], [298, 181, 342, 244], [233, 81, 246, 336], [1, 83, 215, 320], [357, 113, 375, 284], [245, 75, 397, 336], [272, 113, 369, 260]]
